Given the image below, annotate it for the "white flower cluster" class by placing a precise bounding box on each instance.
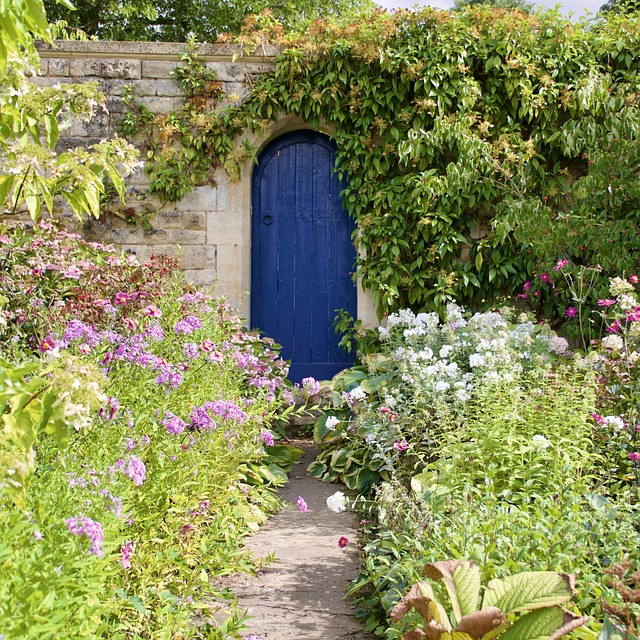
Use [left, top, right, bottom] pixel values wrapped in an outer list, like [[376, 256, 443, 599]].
[[379, 304, 567, 409], [326, 491, 348, 513]]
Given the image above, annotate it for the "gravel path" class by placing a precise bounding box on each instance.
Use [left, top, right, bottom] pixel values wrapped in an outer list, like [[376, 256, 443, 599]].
[[217, 439, 372, 640]]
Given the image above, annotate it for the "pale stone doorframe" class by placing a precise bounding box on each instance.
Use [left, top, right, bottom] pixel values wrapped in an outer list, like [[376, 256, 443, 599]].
[[230, 114, 378, 329]]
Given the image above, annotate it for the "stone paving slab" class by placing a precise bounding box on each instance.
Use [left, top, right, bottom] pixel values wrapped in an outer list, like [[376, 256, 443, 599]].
[[217, 440, 371, 640]]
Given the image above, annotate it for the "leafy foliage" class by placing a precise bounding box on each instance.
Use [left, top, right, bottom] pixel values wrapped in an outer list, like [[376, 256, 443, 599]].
[[41, 0, 374, 41], [121, 7, 640, 324]]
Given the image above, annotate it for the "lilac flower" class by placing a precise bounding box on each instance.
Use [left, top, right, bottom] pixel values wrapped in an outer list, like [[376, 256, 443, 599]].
[[162, 411, 187, 435], [125, 438, 136, 450], [297, 496, 308, 513], [145, 322, 165, 341], [185, 315, 202, 330], [64, 319, 86, 342], [62, 265, 83, 279], [66, 516, 104, 557], [121, 540, 134, 569], [126, 455, 146, 486], [261, 430, 275, 447], [33, 530, 43, 540], [184, 342, 200, 359], [302, 377, 321, 397]]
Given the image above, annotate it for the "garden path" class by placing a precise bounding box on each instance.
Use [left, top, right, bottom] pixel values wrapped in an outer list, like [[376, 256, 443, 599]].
[[218, 439, 371, 640]]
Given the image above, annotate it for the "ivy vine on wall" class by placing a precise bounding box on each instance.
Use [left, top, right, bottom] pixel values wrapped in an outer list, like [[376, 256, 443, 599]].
[[119, 8, 640, 329]]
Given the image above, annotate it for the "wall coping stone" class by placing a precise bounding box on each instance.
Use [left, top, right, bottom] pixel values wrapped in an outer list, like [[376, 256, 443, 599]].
[[36, 41, 282, 63]]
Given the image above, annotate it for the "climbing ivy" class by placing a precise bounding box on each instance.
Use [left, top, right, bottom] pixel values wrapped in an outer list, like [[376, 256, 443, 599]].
[[120, 7, 640, 320]]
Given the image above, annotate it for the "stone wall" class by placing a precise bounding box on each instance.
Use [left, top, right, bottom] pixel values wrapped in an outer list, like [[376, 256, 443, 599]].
[[34, 41, 377, 326]]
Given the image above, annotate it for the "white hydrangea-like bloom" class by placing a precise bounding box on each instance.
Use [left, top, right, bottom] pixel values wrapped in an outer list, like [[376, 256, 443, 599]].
[[439, 345, 454, 359], [617, 294, 637, 311], [610, 277, 634, 296], [469, 353, 486, 368], [531, 434, 551, 451], [603, 415, 624, 430], [326, 491, 348, 513], [325, 416, 340, 431]]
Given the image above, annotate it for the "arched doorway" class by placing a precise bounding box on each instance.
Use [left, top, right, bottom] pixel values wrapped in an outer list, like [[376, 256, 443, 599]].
[[250, 130, 357, 382]]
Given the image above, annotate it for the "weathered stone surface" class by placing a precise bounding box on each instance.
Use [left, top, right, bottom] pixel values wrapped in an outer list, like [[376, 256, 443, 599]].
[[156, 210, 206, 230], [141, 59, 181, 79], [207, 211, 244, 243], [70, 59, 141, 79], [139, 96, 183, 113], [184, 268, 217, 286], [47, 58, 70, 76], [106, 226, 206, 246], [174, 186, 217, 212], [97, 78, 157, 97], [155, 79, 182, 97], [64, 110, 112, 137]]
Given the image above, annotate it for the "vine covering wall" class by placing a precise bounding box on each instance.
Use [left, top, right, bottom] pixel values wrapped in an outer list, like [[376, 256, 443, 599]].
[[121, 7, 640, 333]]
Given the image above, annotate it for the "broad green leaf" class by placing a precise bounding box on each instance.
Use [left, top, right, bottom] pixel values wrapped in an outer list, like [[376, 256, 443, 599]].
[[0, 174, 14, 206], [482, 572, 574, 614], [426, 560, 481, 621]]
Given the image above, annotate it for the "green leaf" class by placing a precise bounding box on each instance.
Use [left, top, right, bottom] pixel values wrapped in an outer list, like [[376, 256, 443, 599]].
[[482, 572, 574, 614], [0, 174, 14, 206], [425, 560, 481, 622]]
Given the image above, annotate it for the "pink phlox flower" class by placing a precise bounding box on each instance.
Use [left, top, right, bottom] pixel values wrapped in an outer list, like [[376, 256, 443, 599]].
[[297, 496, 308, 513], [598, 299, 616, 307], [261, 430, 275, 447], [121, 540, 134, 569], [553, 259, 569, 271]]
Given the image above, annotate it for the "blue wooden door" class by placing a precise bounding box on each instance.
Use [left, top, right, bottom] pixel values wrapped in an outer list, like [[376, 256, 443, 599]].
[[251, 131, 357, 382]]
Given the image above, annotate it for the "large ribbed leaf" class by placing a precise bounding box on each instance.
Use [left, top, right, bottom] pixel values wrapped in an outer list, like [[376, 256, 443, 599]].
[[455, 607, 506, 639], [426, 561, 481, 622], [482, 573, 574, 614], [391, 581, 451, 630], [497, 607, 586, 640]]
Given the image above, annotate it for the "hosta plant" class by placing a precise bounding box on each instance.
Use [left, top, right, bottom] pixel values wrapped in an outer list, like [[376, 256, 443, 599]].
[[391, 560, 588, 640]]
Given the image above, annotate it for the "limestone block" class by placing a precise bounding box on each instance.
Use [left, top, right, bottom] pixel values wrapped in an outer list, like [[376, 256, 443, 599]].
[[156, 210, 206, 231], [64, 109, 111, 137], [125, 169, 151, 187], [184, 268, 218, 287], [105, 96, 127, 114], [70, 59, 141, 80], [31, 77, 67, 88], [48, 58, 70, 76], [36, 59, 48, 75], [139, 96, 183, 113], [215, 179, 227, 212], [98, 78, 157, 97], [209, 62, 247, 82], [141, 60, 181, 79], [179, 245, 217, 271], [207, 211, 244, 244], [174, 186, 217, 212], [216, 243, 244, 291], [155, 79, 182, 97]]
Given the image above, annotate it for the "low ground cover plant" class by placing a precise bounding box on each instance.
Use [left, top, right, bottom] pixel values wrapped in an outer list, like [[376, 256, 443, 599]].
[[312, 303, 640, 639], [0, 222, 299, 639]]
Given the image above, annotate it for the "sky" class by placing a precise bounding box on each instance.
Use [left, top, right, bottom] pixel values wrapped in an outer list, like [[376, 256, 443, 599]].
[[376, 0, 603, 18]]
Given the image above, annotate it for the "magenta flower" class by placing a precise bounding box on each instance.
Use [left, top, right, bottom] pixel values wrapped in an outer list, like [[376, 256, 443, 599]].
[[607, 320, 621, 333], [297, 496, 308, 513], [38, 335, 58, 354], [628, 452, 640, 461], [338, 536, 349, 548], [630, 274, 639, 284], [539, 273, 551, 284], [123, 317, 137, 331], [144, 305, 162, 318], [114, 291, 131, 305], [121, 540, 134, 569], [598, 299, 616, 307], [393, 440, 408, 451], [565, 307, 578, 318], [523, 280, 531, 291]]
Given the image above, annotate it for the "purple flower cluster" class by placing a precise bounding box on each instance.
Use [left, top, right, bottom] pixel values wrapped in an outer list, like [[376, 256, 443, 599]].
[[189, 400, 247, 430], [162, 411, 187, 435], [66, 516, 104, 557], [261, 430, 275, 447], [173, 315, 202, 335], [125, 455, 146, 486], [184, 342, 200, 359]]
